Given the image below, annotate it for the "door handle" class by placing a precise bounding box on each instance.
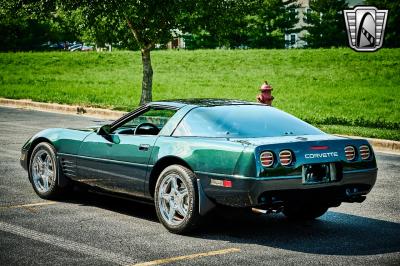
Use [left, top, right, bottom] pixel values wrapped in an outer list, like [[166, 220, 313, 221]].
[[138, 144, 150, 151]]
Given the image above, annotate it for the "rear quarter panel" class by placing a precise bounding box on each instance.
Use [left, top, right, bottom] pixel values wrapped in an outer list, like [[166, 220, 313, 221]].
[[150, 136, 246, 175]]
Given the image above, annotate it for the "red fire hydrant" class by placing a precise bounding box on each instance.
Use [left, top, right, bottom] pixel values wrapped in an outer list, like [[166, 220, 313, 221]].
[[256, 81, 274, 105]]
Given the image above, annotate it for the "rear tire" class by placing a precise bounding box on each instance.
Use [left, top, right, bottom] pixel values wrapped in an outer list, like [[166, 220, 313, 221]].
[[154, 165, 201, 234], [283, 204, 328, 220], [29, 142, 68, 199]]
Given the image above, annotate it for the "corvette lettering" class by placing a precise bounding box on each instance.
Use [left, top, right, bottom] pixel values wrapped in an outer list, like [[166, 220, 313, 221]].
[[305, 152, 339, 159]]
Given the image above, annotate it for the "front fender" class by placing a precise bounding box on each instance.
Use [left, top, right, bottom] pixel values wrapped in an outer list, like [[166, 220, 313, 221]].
[[20, 128, 93, 171]]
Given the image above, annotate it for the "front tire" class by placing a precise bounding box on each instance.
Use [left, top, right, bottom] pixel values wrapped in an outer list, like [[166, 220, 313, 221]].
[[29, 142, 66, 199], [154, 165, 200, 234]]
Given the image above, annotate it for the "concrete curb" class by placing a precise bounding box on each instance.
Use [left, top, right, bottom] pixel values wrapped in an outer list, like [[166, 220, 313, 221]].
[[0, 98, 126, 120], [1, 97, 399, 154]]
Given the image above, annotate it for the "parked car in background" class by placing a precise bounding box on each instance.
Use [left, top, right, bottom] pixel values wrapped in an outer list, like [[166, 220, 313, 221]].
[[81, 45, 94, 51], [68, 44, 82, 51], [69, 43, 93, 52]]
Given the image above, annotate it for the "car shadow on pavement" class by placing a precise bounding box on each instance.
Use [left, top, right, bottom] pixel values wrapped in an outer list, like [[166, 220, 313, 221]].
[[197, 209, 400, 256], [60, 190, 159, 223], [61, 192, 400, 256]]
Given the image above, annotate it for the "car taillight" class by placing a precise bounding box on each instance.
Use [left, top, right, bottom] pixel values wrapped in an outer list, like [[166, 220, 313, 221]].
[[359, 145, 370, 160], [344, 146, 356, 161], [260, 151, 274, 167], [279, 150, 293, 166]]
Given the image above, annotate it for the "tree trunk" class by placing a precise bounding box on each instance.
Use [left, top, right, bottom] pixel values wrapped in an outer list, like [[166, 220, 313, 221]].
[[140, 48, 153, 105]]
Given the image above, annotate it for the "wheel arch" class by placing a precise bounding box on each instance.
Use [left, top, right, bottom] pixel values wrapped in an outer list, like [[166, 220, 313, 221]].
[[148, 156, 193, 198], [27, 137, 71, 189], [27, 137, 54, 168]]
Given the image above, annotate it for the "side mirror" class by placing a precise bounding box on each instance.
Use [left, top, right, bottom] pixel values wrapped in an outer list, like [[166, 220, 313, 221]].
[[111, 134, 120, 144], [97, 124, 112, 135], [97, 125, 120, 144]]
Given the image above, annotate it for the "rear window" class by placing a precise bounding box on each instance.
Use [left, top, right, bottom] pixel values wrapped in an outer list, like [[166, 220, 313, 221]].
[[173, 105, 324, 138]]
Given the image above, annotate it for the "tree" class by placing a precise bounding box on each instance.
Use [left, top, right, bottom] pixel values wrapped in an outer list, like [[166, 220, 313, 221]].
[[304, 0, 348, 48], [67, 0, 252, 104], [244, 0, 300, 48], [0, 0, 56, 51], [365, 0, 400, 48], [0, 1, 92, 51], [179, 0, 250, 48], [180, 0, 299, 49], [64, 0, 195, 105], [4, 0, 249, 104]]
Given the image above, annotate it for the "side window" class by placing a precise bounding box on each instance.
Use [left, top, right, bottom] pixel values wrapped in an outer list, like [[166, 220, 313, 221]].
[[116, 108, 176, 135]]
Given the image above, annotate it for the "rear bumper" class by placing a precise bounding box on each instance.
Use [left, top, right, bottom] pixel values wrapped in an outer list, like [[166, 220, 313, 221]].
[[197, 168, 378, 207]]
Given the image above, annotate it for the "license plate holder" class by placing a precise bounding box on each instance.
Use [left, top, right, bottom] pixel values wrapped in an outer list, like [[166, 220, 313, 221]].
[[302, 163, 337, 184]]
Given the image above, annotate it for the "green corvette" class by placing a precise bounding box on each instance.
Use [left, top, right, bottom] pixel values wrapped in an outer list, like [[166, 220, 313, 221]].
[[20, 99, 377, 233]]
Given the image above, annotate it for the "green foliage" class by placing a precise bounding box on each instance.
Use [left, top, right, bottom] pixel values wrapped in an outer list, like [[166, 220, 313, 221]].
[[48, 8, 88, 42], [304, 0, 348, 48], [179, 0, 250, 48], [246, 0, 299, 48], [0, 0, 55, 51], [1, 0, 399, 50], [365, 0, 400, 48], [182, 0, 300, 49], [318, 125, 400, 141], [0, 1, 93, 50], [66, 0, 194, 50], [0, 49, 399, 139]]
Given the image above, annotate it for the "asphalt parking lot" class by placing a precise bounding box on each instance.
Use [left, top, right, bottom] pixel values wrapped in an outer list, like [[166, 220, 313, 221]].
[[0, 106, 399, 265]]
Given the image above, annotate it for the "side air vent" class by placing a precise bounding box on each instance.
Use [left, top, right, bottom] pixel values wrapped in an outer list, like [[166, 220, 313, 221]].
[[60, 158, 76, 178]]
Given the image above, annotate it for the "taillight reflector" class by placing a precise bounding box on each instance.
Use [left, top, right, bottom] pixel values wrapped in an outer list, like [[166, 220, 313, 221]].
[[223, 180, 232, 188], [210, 179, 233, 188], [260, 151, 274, 167], [344, 146, 356, 161], [359, 145, 370, 160], [279, 150, 293, 166]]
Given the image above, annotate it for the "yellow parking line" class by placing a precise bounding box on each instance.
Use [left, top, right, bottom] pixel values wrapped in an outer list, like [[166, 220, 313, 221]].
[[0, 201, 56, 210], [131, 248, 241, 266]]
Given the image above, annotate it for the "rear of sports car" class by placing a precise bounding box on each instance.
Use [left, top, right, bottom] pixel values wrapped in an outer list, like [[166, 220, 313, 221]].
[[204, 135, 377, 217], [178, 104, 378, 218]]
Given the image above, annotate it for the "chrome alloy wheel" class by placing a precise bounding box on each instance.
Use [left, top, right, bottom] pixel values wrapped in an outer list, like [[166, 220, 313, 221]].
[[158, 173, 189, 226], [31, 149, 55, 193]]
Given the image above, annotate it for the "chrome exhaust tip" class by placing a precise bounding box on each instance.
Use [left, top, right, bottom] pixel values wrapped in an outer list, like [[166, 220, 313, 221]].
[[252, 206, 283, 215], [251, 208, 267, 214]]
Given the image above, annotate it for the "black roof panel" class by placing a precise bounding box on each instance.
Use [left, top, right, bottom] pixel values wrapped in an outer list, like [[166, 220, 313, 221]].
[[150, 98, 262, 108]]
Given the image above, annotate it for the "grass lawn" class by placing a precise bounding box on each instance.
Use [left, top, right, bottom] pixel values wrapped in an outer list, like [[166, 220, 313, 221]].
[[0, 49, 399, 140]]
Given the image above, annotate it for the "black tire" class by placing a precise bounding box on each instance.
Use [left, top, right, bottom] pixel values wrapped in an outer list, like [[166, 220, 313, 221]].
[[29, 142, 68, 199], [283, 204, 328, 221], [154, 165, 201, 234]]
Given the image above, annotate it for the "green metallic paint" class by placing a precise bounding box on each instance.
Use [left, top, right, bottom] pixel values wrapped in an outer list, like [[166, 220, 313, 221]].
[[76, 132, 157, 196], [20, 100, 378, 208], [21, 128, 93, 158], [150, 136, 245, 175]]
